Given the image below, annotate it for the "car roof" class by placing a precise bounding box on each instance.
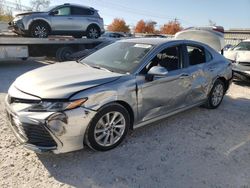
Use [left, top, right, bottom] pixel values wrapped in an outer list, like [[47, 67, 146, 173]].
[[243, 39, 250, 42], [118, 38, 174, 45], [61, 3, 95, 10]]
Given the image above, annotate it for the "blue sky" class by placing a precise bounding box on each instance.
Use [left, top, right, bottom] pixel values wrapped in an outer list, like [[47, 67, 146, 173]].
[[19, 0, 250, 29]]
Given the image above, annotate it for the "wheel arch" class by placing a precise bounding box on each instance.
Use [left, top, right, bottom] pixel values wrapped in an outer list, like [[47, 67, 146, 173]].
[[95, 100, 135, 130], [217, 76, 230, 92], [86, 23, 101, 33], [29, 19, 52, 32]]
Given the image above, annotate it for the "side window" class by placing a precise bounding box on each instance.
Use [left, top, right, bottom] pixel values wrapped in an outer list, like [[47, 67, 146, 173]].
[[186, 45, 206, 66], [71, 7, 94, 15], [145, 46, 181, 73], [54, 7, 70, 16]]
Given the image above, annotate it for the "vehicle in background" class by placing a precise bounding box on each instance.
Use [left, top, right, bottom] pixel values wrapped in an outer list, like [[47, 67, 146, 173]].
[[101, 32, 126, 39], [69, 39, 117, 60], [143, 34, 167, 38], [175, 26, 225, 53], [224, 44, 234, 51], [8, 3, 104, 38], [224, 39, 250, 81], [5, 38, 232, 153]]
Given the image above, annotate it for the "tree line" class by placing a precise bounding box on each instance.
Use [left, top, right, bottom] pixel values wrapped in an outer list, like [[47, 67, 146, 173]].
[[107, 18, 183, 34]]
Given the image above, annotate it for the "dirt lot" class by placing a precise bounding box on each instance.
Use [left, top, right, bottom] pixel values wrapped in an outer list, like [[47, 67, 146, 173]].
[[0, 60, 250, 188]]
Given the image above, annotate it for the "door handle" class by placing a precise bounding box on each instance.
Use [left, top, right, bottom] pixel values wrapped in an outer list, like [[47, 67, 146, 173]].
[[179, 73, 190, 79]]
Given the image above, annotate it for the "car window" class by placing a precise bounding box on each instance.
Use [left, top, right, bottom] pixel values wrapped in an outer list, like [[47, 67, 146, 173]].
[[186, 45, 206, 66], [145, 46, 181, 73], [54, 7, 70, 16], [71, 7, 94, 15], [233, 41, 250, 51]]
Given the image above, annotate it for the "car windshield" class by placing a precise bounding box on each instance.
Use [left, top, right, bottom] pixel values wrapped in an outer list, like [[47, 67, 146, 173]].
[[81, 42, 153, 74], [233, 41, 250, 51]]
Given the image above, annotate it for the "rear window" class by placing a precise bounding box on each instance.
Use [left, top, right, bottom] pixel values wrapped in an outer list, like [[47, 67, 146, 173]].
[[71, 7, 95, 15]]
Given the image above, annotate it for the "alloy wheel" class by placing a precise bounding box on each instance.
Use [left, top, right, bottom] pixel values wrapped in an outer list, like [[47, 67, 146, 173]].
[[94, 112, 126, 147], [211, 84, 224, 106]]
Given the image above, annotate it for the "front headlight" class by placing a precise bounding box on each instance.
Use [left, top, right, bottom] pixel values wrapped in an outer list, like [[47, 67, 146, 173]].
[[28, 98, 88, 112]]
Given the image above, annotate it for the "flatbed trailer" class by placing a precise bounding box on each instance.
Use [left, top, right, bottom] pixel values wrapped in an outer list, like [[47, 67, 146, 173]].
[[0, 35, 106, 61]]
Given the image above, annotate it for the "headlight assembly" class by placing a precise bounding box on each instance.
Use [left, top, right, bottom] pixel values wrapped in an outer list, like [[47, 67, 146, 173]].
[[28, 98, 88, 112]]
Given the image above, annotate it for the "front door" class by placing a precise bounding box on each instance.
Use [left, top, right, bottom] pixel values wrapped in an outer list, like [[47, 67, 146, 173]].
[[136, 45, 192, 122], [50, 6, 73, 31]]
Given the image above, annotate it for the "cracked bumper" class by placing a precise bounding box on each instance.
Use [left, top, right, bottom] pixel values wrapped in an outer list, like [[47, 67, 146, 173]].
[[5, 96, 96, 154]]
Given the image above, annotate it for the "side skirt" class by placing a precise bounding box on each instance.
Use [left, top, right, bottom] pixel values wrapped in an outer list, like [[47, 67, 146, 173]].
[[133, 100, 206, 129]]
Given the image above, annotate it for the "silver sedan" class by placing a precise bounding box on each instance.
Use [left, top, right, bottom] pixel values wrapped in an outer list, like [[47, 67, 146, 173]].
[[5, 38, 233, 153]]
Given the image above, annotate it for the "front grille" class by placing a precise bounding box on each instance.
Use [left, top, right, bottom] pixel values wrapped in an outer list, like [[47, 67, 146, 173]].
[[23, 124, 57, 147], [239, 62, 250, 66], [7, 113, 57, 147]]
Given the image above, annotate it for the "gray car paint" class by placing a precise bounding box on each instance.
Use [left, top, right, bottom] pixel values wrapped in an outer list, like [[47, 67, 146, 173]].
[[5, 38, 233, 153], [11, 4, 104, 35]]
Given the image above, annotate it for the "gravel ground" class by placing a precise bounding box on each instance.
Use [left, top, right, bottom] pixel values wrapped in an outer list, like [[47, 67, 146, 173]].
[[0, 60, 250, 188]]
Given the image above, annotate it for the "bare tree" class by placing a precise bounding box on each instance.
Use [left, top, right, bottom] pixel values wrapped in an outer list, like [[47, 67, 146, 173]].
[[30, 0, 50, 11]]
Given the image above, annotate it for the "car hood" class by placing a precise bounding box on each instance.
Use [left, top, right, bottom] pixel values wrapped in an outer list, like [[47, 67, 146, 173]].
[[13, 61, 122, 99], [15, 11, 45, 16], [224, 50, 250, 62]]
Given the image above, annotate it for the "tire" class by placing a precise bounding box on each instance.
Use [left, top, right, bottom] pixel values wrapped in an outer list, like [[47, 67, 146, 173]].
[[30, 22, 49, 38], [56, 47, 74, 62], [86, 25, 100, 39], [85, 103, 130, 151], [204, 79, 225, 109]]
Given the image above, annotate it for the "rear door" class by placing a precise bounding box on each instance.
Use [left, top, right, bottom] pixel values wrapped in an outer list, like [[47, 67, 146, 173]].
[[183, 43, 214, 104], [71, 6, 95, 31]]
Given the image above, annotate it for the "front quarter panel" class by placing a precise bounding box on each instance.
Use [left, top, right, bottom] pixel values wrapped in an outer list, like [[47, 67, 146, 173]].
[[71, 75, 138, 122]]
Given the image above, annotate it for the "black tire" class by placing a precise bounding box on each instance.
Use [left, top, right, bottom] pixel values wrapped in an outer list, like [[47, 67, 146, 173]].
[[204, 79, 225, 109], [55, 47, 74, 62], [85, 103, 130, 151], [30, 22, 49, 38], [86, 25, 100, 39]]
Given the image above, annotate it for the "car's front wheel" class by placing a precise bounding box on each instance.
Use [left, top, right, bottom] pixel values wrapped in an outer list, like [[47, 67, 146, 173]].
[[30, 22, 49, 38], [204, 79, 225, 109], [85, 103, 130, 151]]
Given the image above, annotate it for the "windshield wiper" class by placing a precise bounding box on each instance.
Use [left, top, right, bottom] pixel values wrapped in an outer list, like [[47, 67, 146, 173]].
[[91, 65, 113, 72]]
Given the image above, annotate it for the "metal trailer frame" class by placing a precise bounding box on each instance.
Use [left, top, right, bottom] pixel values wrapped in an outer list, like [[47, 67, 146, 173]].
[[0, 36, 106, 61]]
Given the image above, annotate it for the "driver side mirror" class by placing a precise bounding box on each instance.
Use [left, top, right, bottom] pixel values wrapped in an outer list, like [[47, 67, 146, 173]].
[[49, 10, 59, 16], [146, 66, 168, 81]]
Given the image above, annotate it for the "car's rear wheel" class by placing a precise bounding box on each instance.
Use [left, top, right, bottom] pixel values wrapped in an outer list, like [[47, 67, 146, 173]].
[[204, 79, 225, 109], [30, 22, 49, 38], [86, 25, 100, 39], [85, 103, 130, 151]]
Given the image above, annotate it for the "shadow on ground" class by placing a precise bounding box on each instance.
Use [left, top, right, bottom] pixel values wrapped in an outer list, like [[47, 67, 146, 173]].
[[0, 60, 46, 93]]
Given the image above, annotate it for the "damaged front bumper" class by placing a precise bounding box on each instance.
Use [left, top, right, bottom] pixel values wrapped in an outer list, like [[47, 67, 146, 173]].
[[5, 96, 96, 154], [8, 20, 27, 35]]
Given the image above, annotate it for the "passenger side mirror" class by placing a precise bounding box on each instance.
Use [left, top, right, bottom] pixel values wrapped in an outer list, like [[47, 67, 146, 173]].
[[148, 66, 168, 77], [50, 10, 59, 16], [146, 66, 168, 81]]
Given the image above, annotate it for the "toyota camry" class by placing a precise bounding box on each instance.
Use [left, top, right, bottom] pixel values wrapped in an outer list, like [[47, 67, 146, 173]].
[[5, 38, 232, 153]]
